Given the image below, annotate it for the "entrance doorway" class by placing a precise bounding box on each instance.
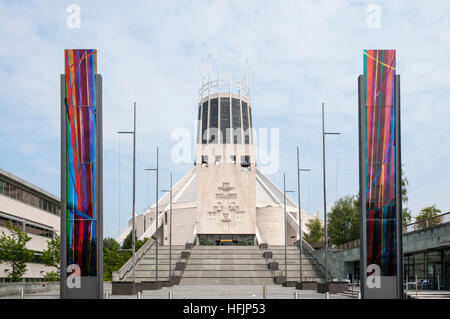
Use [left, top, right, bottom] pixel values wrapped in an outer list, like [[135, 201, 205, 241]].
[[198, 234, 255, 246]]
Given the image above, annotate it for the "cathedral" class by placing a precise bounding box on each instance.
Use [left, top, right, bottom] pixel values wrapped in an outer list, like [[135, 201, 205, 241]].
[[117, 55, 320, 247]]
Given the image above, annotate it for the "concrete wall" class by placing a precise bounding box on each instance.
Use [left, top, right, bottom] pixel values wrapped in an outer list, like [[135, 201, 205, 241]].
[[0, 263, 57, 280], [256, 207, 284, 245], [403, 222, 450, 254], [166, 206, 196, 245], [314, 248, 345, 281], [196, 161, 256, 235], [0, 282, 59, 297]]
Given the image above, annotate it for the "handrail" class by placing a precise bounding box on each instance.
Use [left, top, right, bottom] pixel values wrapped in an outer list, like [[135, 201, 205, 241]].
[[334, 211, 450, 250], [282, 206, 333, 280], [404, 211, 450, 233], [138, 210, 165, 241], [255, 226, 262, 245], [301, 239, 333, 280], [335, 239, 360, 251], [190, 224, 197, 244], [112, 238, 156, 281]]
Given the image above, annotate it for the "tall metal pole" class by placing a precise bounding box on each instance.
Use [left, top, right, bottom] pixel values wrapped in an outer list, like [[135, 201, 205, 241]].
[[322, 102, 340, 283], [118, 103, 137, 287], [169, 172, 172, 281], [322, 103, 327, 283], [132, 102, 136, 286], [161, 173, 173, 281], [156, 147, 159, 283], [297, 147, 311, 284], [145, 147, 159, 284], [283, 173, 295, 284], [283, 173, 287, 284], [297, 148, 302, 283]]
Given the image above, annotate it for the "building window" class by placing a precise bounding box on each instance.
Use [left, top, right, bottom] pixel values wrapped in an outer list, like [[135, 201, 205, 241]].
[[0, 178, 60, 216], [3, 181, 10, 196], [241, 156, 251, 167], [201, 155, 208, 167], [9, 184, 17, 199]]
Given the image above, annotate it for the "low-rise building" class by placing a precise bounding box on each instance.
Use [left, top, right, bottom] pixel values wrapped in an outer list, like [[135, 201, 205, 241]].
[[0, 168, 60, 282]]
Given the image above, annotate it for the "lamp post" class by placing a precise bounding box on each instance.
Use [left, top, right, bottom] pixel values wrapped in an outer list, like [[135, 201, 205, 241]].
[[283, 173, 295, 284], [161, 172, 173, 282], [145, 147, 159, 283], [321, 102, 340, 283], [117, 101, 137, 287], [296, 146, 311, 284]]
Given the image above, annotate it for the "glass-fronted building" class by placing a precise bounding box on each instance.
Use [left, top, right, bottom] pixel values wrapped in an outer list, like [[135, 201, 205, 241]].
[[404, 248, 450, 290]]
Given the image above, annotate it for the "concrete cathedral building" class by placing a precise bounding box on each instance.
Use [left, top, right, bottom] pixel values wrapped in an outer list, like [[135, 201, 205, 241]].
[[117, 55, 321, 248]]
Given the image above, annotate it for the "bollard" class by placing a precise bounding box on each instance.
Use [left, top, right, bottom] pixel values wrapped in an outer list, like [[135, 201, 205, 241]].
[[263, 285, 267, 299], [294, 291, 297, 299], [168, 291, 173, 299], [326, 292, 330, 299], [358, 292, 361, 299], [405, 277, 408, 296], [137, 291, 142, 299], [104, 291, 109, 299], [437, 276, 440, 291], [415, 274, 418, 299], [19, 289, 24, 299]]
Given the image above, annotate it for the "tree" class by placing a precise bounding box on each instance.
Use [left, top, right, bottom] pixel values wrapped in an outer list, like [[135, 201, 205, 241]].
[[415, 205, 442, 229], [402, 208, 412, 227], [121, 231, 149, 251], [43, 271, 59, 282], [401, 167, 408, 203], [104, 237, 121, 251], [401, 167, 412, 226], [0, 221, 33, 282], [327, 195, 360, 245], [103, 232, 151, 281], [41, 233, 60, 281], [103, 237, 133, 281], [304, 217, 324, 244], [121, 231, 133, 250], [42, 233, 60, 272]]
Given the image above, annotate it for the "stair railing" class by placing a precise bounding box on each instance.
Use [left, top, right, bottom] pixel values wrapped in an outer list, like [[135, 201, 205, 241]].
[[301, 239, 333, 280], [138, 210, 165, 241], [112, 238, 156, 281], [283, 209, 333, 281]]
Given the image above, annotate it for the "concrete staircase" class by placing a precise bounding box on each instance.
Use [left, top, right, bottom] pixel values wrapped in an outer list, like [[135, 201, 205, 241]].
[[180, 246, 275, 285], [268, 246, 326, 283], [122, 245, 185, 282]]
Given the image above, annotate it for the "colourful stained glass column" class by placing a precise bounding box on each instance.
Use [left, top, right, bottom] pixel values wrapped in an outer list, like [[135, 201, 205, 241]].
[[61, 49, 103, 299], [358, 49, 403, 299]]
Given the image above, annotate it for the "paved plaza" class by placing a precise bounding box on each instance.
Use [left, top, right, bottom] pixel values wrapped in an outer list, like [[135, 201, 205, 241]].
[[1, 284, 352, 299]]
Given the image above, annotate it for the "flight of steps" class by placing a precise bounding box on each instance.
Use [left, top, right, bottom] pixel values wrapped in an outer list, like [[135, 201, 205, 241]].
[[122, 245, 185, 282], [180, 246, 275, 285], [268, 246, 326, 283]]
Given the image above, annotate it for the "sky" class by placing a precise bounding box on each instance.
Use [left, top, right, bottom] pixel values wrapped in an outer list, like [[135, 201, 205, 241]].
[[0, 0, 449, 239]]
